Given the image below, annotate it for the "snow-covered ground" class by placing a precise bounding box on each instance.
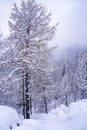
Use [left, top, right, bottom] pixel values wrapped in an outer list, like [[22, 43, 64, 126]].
[[0, 106, 21, 130], [1, 100, 87, 130]]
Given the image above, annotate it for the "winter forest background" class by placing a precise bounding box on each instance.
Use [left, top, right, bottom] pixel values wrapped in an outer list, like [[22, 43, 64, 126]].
[[0, 0, 87, 119]]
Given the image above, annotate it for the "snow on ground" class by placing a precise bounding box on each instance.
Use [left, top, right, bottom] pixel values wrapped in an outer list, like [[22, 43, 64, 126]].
[[13, 99, 87, 130], [1, 100, 87, 130], [0, 106, 21, 130]]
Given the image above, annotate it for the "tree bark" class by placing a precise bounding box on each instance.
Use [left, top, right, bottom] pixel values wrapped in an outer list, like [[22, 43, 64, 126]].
[[55, 97, 57, 109], [44, 96, 48, 114], [24, 70, 30, 119], [65, 94, 68, 106], [30, 97, 32, 115], [23, 70, 26, 119], [23, 80, 25, 118]]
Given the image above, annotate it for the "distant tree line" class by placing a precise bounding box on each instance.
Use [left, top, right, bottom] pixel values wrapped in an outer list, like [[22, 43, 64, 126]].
[[53, 47, 87, 107]]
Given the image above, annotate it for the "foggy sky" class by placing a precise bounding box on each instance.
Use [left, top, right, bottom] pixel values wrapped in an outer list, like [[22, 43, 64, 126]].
[[0, 0, 87, 48]]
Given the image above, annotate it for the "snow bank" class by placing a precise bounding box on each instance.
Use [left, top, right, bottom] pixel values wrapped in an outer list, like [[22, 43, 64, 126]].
[[69, 100, 87, 116], [13, 99, 87, 130], [46, 104, 69, 120], [1, 100, 87, 130], [0, 106, 20, 130]]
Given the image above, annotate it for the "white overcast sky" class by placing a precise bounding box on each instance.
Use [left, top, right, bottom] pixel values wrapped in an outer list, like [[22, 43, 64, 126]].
[[0, 0, 87, 48]]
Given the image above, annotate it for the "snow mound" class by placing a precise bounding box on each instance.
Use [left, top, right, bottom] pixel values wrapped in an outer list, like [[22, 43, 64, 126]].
[[49, 104, 69, 120], [13, 99, 87, 130], [69, 101, 87, 116], [1, 99, 87, 130], [0, 106, 20, 130]]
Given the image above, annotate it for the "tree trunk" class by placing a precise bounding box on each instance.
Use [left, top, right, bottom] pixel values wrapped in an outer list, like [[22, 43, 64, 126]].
[[55, 97, 57, 109], [44, 96, 48, 114], [65, 94, 68, 106], [24, 70, 30, 119], [23, 79, 25, 119], [30, 97, 32, 115], [23, 70, 26, 119]]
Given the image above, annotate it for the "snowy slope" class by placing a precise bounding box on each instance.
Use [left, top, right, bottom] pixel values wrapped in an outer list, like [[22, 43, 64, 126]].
[[13, 99, 87, 130]]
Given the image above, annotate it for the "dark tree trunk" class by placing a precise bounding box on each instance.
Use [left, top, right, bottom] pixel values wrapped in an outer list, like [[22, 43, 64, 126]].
[[25, 71, 30, 119], [44, 96, 48, 114], [30, 97, 32, 115], [23, 70, 32, 119], [23, 79, 25, 119], [65, 94, 68, 106], [22, 70, 26, 119], [55, 97, 57, 109]]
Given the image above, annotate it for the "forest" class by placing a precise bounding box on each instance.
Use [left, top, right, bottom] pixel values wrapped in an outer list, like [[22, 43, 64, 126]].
[[0, 0, 87, 120]]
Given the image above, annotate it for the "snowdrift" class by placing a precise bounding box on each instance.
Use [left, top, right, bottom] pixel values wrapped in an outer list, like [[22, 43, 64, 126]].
[[13, 99, 87, 130], [1, 99, 87, 130], [0, 106, 20, 130]]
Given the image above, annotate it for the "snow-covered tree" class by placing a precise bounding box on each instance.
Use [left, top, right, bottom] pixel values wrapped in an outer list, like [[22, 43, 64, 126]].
[[8, 0, 57, 118], [75, 50, 87, 99], [53, 47, 84, 105]]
